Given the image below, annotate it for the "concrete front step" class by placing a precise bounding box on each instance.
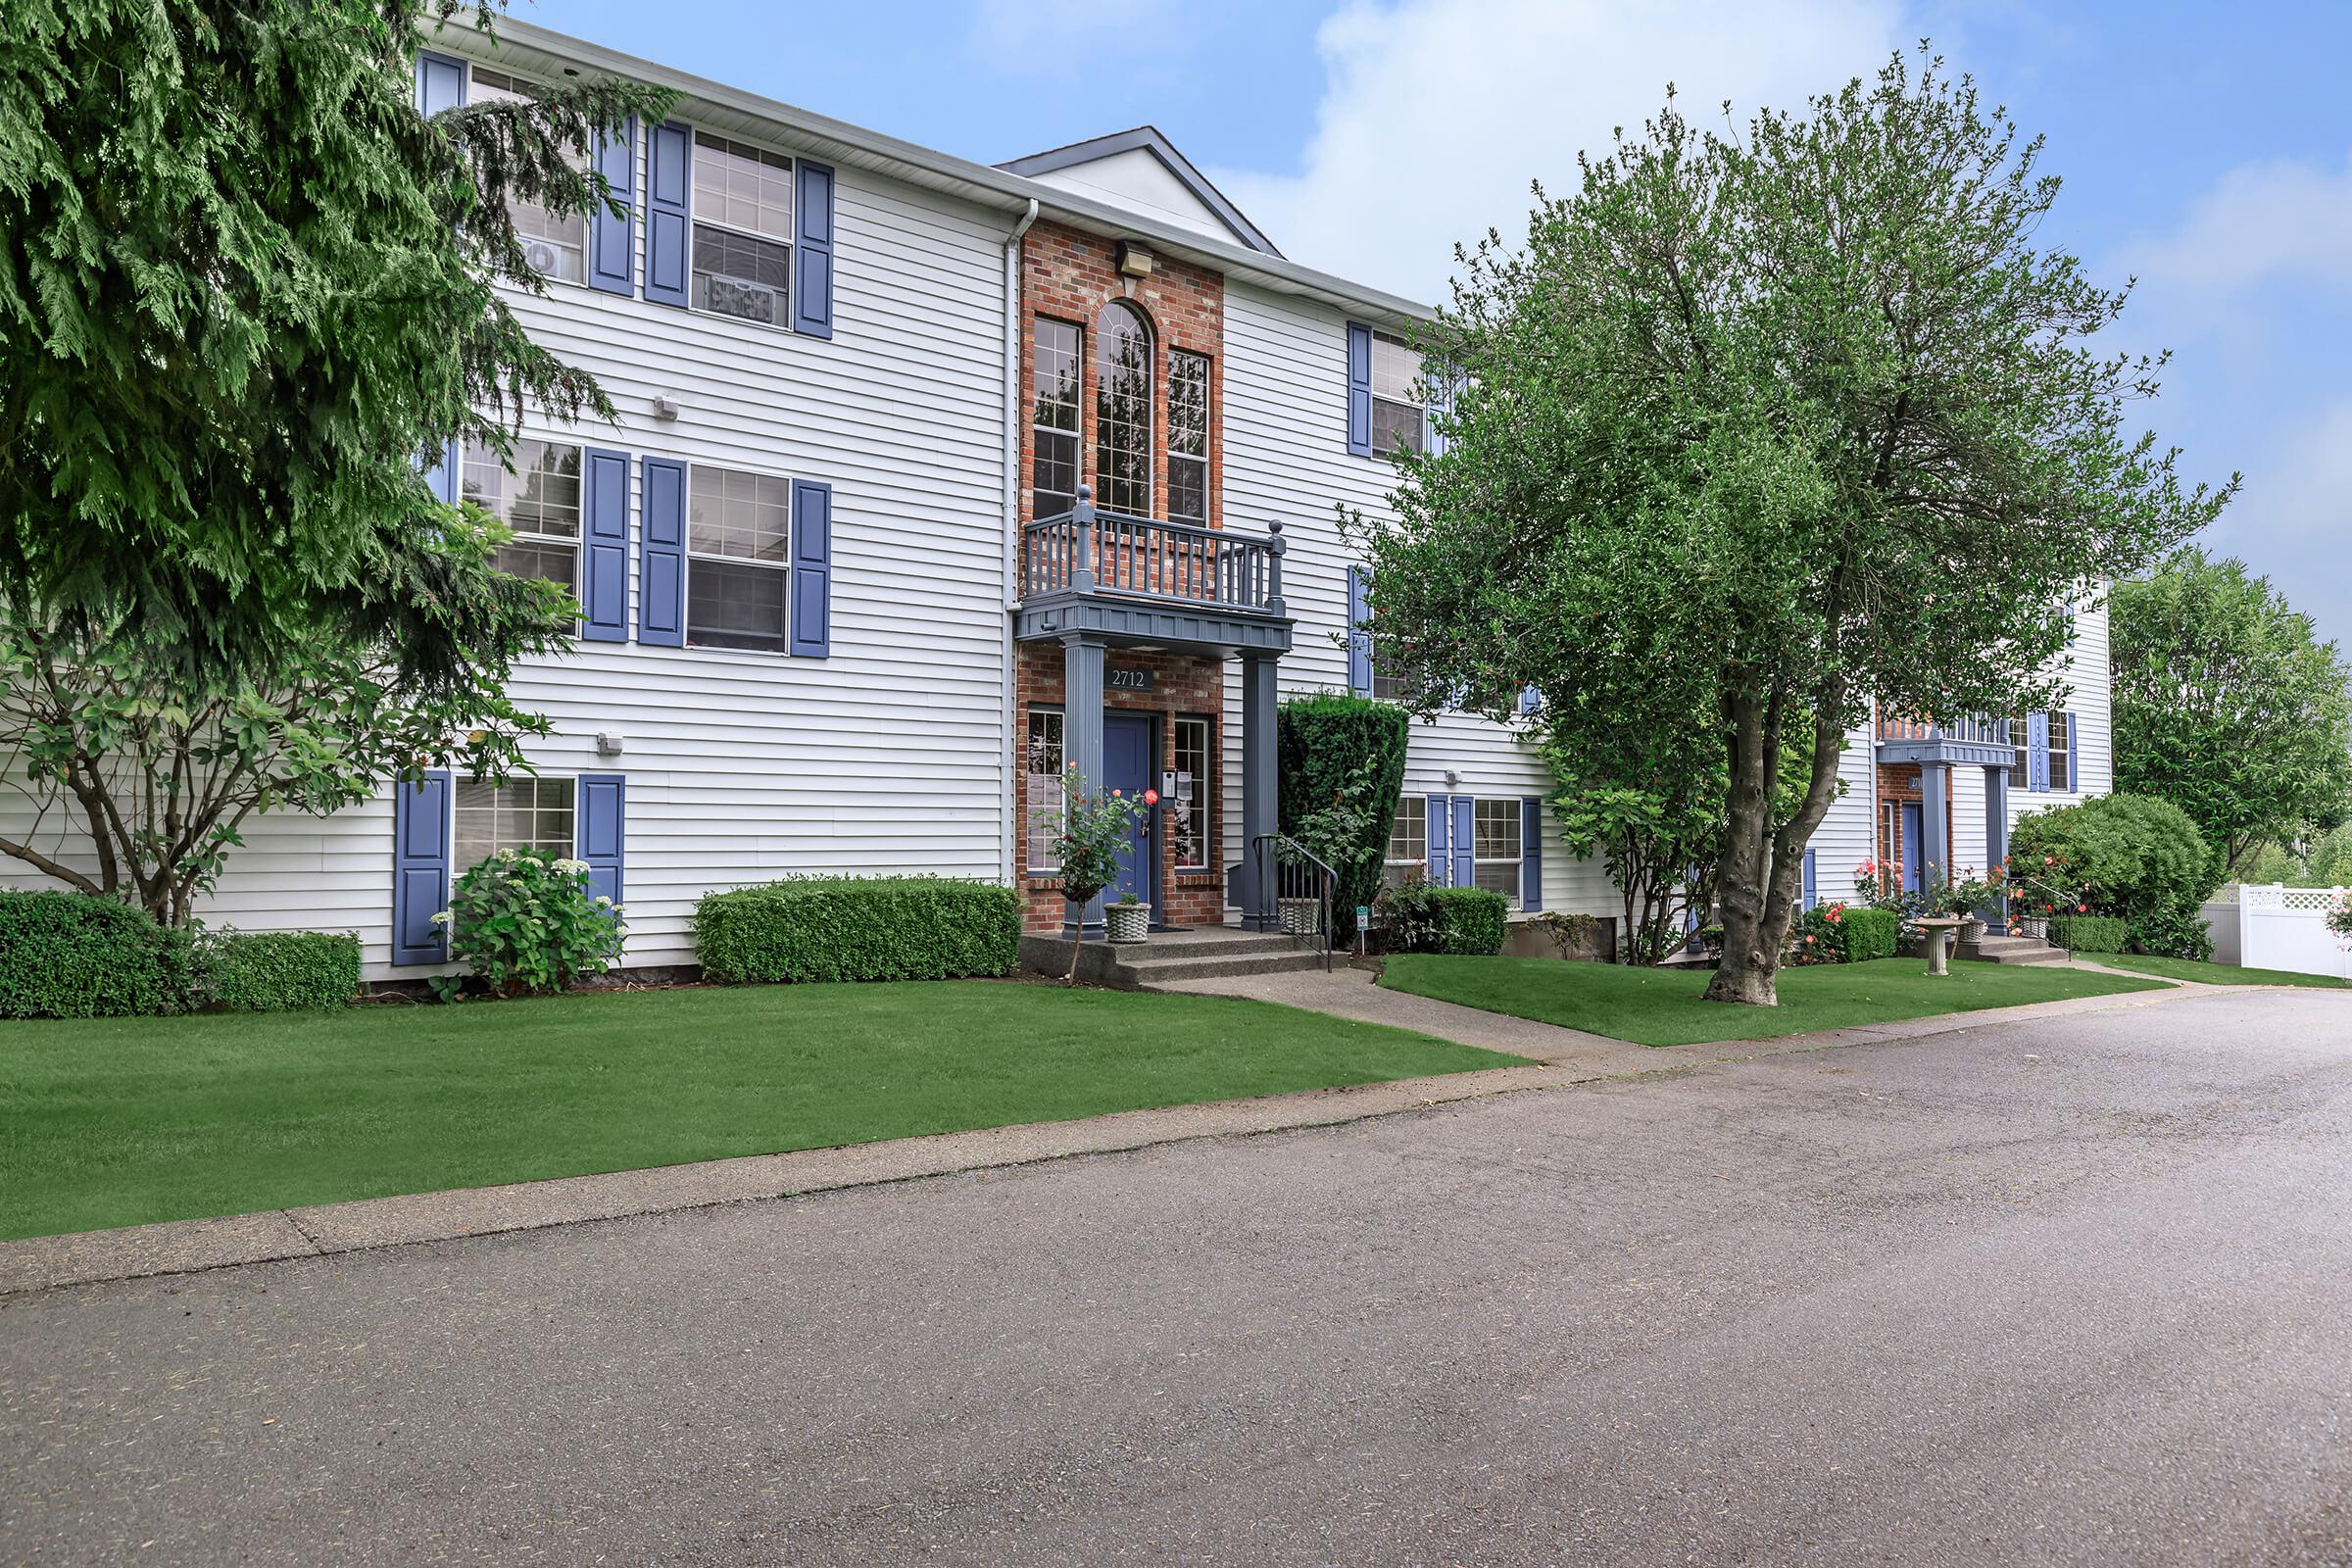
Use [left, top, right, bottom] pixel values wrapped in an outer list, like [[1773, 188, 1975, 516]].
[[1018, 928, 1331, 989], [1900, 934, 2075, 966]]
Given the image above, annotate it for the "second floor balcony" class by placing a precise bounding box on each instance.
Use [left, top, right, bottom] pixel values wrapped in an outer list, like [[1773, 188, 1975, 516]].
[[1877, 713, 2014, 768], [1014, 487, 1292, 657]]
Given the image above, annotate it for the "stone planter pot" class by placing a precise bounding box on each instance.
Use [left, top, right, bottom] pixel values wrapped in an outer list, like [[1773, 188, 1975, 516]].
[[1279, 897, 1322, 936], [1104, 902, 1152, 945]]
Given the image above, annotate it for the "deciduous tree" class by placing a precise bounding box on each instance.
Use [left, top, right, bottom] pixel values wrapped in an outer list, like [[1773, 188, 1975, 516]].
[[1357, 50, 2227, 1004]]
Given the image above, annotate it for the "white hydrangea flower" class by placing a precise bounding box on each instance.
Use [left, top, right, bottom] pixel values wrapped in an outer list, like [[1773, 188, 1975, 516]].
[[552, 857, 589, 875], [593, 895, 612, 908], [428, 910, 453, 926], [495, 848, 519, 863]]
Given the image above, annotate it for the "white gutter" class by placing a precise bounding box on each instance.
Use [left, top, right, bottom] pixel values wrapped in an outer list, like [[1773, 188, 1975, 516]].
[[998, 198, 1039, 884]]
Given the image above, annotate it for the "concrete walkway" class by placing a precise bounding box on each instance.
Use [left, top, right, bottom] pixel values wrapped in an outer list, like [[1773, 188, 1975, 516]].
[[0, 965, 2230, 1299]]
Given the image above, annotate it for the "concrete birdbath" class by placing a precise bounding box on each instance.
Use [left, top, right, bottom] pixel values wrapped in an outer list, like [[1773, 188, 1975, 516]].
[[1915, 916, 1967, 976]]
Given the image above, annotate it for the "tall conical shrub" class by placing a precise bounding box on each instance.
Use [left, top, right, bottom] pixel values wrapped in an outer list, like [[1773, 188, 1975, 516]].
[[1276, 694, 1410, 942]]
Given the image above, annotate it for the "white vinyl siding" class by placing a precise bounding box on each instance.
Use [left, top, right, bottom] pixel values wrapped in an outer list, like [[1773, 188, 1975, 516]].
[[0, 117, 1014, 977], [1220, 282, 1615, 924]]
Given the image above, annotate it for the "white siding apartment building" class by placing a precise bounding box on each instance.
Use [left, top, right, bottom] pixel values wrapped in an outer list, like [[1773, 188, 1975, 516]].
[[0, 21, 2111, 975]]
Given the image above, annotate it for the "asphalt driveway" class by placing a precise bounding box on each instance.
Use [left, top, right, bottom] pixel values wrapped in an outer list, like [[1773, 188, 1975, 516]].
[[5, 988, 2350, 1565]]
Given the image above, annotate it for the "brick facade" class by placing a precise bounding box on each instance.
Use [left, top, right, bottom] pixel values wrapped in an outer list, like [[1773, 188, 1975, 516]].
[[1015, 222, 1234, 932]]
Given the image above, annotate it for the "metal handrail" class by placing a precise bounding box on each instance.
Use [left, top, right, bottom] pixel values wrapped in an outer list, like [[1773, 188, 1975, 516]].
[[1250, 832, 1335, 972]]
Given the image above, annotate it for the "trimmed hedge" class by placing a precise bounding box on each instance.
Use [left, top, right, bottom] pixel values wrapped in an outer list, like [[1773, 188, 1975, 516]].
[[2046, 913, 2127, 955], [0, 890, 191, 1019], [200, 930, 363, 1010], [1278, 693, 1409, 944], [1841, 907, 1900, 963], [697, 876, 1023, 984], [1418, 887, 1508, 956]]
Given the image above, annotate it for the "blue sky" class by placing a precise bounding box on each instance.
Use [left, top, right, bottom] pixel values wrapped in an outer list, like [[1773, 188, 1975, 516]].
[[521, 0, 2352, 651]]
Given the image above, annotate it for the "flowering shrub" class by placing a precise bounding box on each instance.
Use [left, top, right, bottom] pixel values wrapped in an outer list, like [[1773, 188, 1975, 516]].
[[441, 850, 626, 998], [1788, 902, 1849, 964], [2328, 889, 2352, 948], [1851, 858, 1907, 912]]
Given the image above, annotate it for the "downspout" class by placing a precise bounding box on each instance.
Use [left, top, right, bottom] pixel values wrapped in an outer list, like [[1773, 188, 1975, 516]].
[[999, 198, 1040, 885], [1869, 695, 1882, 886]]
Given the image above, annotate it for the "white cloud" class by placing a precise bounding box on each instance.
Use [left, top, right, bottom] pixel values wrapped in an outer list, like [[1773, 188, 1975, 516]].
[[1211, 0, 1905, 301], [2242, 399, 2352, 544], [2129, 152, 2352, 296], [968, 0, 1176, 73]]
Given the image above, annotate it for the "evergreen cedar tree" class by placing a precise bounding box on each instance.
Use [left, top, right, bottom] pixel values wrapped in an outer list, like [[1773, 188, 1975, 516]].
[[1277, 695, 1410, 944], [1354, 50, 2230, 1004], [2109, 550, 2352, 882], [0, 0, 673, 921]]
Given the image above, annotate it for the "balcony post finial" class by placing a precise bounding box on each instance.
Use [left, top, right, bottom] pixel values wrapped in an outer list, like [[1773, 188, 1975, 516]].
[[1266, 519, 1287, 615], [1071, 483, 1097, 593]]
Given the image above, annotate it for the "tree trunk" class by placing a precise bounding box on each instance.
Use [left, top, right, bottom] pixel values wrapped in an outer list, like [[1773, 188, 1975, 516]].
[[1704, 693, 1849, 1006]]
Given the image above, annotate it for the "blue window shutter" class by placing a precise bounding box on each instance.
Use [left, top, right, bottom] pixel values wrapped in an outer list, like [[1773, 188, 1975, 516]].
[[576, 773, 626, 909], [391, 770, 451, 965], [1425, 795, 1446, 883], [1518, 685, 1540, 715], [638, 456, 686, 646], [789, 478, 832, 658], [1520, 798, 1543, 911], [415, 50, 466, 117], [1347, 565, 1372, 697], [1345, 322, 1373, 457], [644, 122, 692, 308], [1451, 796, 1475, 893], [1802, 848, 1817, 911], [793, 159, 836, 338], [2066, 711, 2079, 792], [579, 446, 630, 641], [2028, 711, 2049, 792], [588, 117, 637, 296]]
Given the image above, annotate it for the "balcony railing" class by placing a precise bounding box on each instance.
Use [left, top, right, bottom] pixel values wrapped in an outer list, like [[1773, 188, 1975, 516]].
[[1021, 488, 1286, 616], [1878, 714, 2012, 748]]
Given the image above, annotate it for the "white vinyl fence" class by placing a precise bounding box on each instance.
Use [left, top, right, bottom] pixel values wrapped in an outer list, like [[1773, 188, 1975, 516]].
[[2203, 884, 2352, 980]]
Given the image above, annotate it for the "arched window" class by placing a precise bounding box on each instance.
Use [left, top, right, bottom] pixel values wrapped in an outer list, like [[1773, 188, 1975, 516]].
[[1094, 301, 1153, 515]]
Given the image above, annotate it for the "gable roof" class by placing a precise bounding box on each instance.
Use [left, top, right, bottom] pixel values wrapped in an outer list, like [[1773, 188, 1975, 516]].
[[999, 127, 1283, 258]]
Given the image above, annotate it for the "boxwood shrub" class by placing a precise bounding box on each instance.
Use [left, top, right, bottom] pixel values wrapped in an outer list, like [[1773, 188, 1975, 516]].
[[1840, 906, 1901, 963], [0, 889, 191, 1019], [698, 876, 1023, 984], [199, 930, 363, 1010], [2046, 913, 2128, 955]]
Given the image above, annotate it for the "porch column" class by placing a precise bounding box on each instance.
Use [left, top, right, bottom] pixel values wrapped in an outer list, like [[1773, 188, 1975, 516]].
[[1061, 631, 1107, 940], [1984, 761, 2010, 923], [1240, 650, 1280, 932], [1920, 760, 1949, 891]]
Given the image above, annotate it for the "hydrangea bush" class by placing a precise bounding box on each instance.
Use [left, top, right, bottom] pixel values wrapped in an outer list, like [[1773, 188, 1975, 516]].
[[439, 850, 626, 998]]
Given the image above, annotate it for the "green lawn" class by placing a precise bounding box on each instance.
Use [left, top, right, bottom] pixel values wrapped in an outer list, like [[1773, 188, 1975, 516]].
[[1379, 955, 2170, 1048], [0, 982, 1517, 1242], [2091, 954, 2352, 989]]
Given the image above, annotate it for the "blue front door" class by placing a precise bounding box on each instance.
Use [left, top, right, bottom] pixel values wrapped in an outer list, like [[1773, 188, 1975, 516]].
[[1103, 713, 1154, 908], [1901, 801, 1924, 893]]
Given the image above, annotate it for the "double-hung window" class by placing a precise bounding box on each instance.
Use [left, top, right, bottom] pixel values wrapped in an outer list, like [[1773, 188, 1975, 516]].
[[1384, 800, 1427, 890], [1173, 716, 1212, 869], [691, 133, 793, 327], [453, 777, 574, 870], [1369, 332, 1426, 457], [1025, 710, 1066, 874], [469, 69, 587, 284], [1167, 351, 1210, 523], [1472, 798, 1523, 907], [1032, 318, 1082, 517], [464, 438, 583, 591], [2047, 711, 2071, 791], [686, 464, 792, 651]]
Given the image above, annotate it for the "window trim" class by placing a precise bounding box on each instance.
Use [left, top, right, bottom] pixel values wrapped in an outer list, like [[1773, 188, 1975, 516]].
[[1031, 316, 1084, 519], [687, 129, 796, 332], [1094, 299, 1154, 516], [1470, 796, 1523, 910], [1367, 329, 1428, 459], [1166, 349, 1211, 524], [1173, 712, 1213, 871], [464, 436, 585, 598], [1384, 797, 1428, 889], [466, 66, 590, 289], [683, 459, 795, 655], [452, 774, 578, 872], [1025, 706, 1067, 876]]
